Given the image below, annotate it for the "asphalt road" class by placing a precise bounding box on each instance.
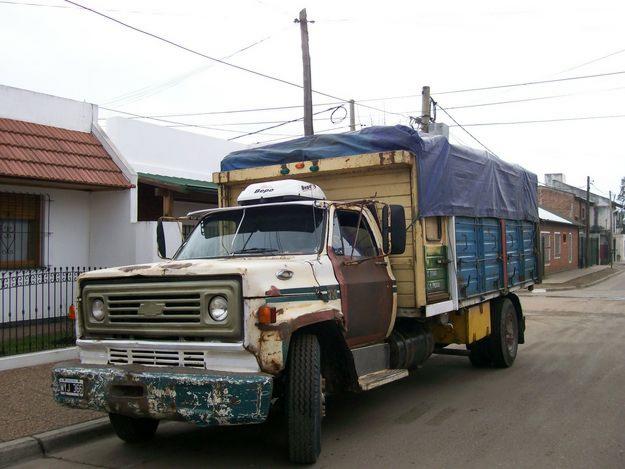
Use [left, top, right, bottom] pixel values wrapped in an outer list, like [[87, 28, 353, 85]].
[[12, 270, 625, 468]]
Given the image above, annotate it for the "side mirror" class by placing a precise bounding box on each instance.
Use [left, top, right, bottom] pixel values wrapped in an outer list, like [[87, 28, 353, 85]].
[[382, 205, 406, 255], [156, 219, 168, 259]]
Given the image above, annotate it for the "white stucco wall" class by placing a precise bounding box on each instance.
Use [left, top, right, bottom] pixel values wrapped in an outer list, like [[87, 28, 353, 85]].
[[0, 85, 95, 132], [104, 117, 247, 181]]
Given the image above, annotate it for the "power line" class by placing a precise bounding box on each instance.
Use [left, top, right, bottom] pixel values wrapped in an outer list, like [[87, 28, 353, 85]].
[[65, 0, 346, 102], [65, 1, 407, 121], [127, 101, 345, 118], [104, 30, 283, 106], [558, 47, 625, 75], [446, 113, 625, 128], [435, 103, 498, 156], [227, 105, 343, 141], [101, 106, 301, 136], [435, 70, 625, 95]]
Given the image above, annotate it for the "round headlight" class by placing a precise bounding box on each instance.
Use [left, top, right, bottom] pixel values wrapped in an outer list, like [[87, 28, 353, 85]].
[[91, 299, 105, 321], [209, 296, 228, 322]]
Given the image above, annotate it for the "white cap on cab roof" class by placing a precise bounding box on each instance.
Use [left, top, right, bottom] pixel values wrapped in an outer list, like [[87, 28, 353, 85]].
[[237, 179, 326, 206]]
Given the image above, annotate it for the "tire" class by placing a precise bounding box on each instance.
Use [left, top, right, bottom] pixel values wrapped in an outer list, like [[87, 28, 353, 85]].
[[468, 338, 492, 367], [488, 298, 519, 368], [109, 413, 159, 443], [286, 334, 323, 464]]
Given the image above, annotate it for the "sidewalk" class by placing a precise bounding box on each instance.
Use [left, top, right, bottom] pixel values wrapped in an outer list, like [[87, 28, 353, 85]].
[[0, 361, 103, 443], [539, 264, 624, 291]]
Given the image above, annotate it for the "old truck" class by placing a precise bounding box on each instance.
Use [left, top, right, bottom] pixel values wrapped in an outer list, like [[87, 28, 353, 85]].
[[53, 126, 539, 464]]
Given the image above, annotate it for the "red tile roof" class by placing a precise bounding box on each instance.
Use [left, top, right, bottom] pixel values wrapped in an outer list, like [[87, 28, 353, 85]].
[[0, 118, 131, 188]]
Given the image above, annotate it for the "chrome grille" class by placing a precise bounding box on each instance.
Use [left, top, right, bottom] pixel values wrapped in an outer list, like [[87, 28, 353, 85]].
[[109, 347, 206, 369], [106, 292, 202, 324]]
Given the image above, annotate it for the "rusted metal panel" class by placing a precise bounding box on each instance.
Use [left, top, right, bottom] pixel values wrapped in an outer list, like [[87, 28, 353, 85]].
[[52, 363, 273, 426], [0, 117, 130, 188]]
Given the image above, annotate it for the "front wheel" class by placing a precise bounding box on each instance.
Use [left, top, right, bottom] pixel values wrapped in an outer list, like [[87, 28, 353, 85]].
[[286, 333, 323, 464], [109, 413, 159, 443]]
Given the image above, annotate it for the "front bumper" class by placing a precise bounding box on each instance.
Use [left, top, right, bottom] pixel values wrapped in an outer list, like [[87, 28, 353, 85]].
[[52, 363, 273, 426]]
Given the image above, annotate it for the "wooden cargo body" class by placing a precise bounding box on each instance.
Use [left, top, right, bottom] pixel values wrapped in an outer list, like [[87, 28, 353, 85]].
[[214, 150, 538, 316]]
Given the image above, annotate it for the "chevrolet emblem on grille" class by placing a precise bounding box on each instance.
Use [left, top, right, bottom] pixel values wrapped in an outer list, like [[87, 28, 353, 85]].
[[138, 302, 165, 316]]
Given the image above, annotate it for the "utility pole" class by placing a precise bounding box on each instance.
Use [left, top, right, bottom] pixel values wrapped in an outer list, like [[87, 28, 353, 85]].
[[420, 85, 431, 133], [585, 176, 591, 268], [296, 8, 314, 136], [609, 190, 614, 268], [349, 99, 356, 131]]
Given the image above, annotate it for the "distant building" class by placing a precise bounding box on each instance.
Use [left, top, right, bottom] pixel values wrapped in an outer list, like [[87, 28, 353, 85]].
[[539, 207, 579, 275], [540, 173, 619, 266]]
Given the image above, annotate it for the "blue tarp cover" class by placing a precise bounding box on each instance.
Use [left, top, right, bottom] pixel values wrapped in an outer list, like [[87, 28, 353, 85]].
[[221, 125, 538, 222]]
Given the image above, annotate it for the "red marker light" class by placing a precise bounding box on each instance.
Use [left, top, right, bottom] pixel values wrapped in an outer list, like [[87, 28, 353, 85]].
[[68, 304, 76, 320], [295, 162, 305, 169]]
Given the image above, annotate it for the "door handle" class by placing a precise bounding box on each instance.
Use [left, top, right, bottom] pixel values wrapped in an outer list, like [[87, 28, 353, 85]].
[[375, 261, 388, 266]]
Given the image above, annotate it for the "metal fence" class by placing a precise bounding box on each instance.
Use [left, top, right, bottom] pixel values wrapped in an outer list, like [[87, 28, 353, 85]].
[[0, 267, 101, 357]]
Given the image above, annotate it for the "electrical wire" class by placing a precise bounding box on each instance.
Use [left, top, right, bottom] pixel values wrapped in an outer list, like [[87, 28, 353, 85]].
[[130, 101, 345, 118], [104, 30, 284, 106], [100, 106, 298, 136], [434, 103, 498, 156], [558, 47, 625, 75], [446, 113, 625, 127], [65, 1, 408, 122], [435, 70, 625, 95], [65, 0, 346, 102], [227, 105, 345, 141]]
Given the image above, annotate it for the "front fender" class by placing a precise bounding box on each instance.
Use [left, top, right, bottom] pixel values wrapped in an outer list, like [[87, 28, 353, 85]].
[[245, 298, 344, 374]]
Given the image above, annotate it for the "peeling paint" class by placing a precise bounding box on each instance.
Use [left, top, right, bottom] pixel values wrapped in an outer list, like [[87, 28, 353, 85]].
[[52, 364, 273, 426]]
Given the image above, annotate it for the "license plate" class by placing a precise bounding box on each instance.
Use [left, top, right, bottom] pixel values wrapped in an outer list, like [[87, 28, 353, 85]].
[[58, 378, 84, 397]]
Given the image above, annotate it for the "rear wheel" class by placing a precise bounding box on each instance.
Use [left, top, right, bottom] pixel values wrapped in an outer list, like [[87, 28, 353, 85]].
[[489, 298, 519, 368], [467, 298, 519, 368], [109, 413, 159, 443], [286, 333, 323, 464]]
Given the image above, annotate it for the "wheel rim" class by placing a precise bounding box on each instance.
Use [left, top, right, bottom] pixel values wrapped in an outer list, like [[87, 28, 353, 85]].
[[503, 310, 518, 356]]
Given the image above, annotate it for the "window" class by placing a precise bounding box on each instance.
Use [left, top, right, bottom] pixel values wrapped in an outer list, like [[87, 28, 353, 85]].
[[0, 192, 42, 269], [568, 232, 573, 263], [541, 232, 551, 265], [424, 217, 442, 242], [332, 210, 378, 258], [177, 205, 325, 260], [554, 232, 561, 259]]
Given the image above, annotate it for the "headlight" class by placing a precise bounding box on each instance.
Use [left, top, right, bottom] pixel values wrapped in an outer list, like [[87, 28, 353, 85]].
[[91, 298, 105, 321], [209, 296, 228, 322]]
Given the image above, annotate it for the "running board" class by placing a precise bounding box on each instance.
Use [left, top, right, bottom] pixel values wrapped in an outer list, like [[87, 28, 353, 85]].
[[358, 369, 409, 391]]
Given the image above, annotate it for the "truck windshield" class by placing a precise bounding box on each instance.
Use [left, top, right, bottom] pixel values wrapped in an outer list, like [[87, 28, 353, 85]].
[[176, 204, 326, 259]]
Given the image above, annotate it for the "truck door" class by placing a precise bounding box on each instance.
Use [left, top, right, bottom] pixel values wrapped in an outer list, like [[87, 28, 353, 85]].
[[328, 207, 394, 348]]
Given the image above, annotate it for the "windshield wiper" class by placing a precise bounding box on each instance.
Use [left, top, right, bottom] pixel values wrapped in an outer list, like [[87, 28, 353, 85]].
[[232, 247, 279, 254]]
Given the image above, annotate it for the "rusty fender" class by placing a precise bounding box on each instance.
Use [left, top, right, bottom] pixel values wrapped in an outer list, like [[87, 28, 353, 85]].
[[254, 308, 343, 374]]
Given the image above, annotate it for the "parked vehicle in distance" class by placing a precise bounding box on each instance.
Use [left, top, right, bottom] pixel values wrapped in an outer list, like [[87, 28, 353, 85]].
[[53, 126, 540, 464]]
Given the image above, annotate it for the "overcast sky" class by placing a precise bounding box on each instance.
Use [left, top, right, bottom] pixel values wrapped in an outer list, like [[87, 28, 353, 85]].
[[1, 0, 623, 197]]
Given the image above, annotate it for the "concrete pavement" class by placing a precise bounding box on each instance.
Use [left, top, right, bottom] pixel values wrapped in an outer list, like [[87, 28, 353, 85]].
[[8, 270, 625, 468], [0, 362, 102, 443]]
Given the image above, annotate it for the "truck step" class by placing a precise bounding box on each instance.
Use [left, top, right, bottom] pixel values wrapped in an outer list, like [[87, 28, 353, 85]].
[[358, 369, 409, 391]]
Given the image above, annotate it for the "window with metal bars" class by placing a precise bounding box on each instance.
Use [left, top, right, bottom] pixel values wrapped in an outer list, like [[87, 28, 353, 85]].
[[0, 192, 47, 269]]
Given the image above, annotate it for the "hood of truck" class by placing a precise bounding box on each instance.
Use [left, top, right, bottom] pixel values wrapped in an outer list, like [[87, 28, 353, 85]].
[[79, 256, 330, 299]]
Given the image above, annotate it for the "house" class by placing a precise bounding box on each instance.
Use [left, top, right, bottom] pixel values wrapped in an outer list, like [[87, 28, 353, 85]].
[[0, 85, 245, 349], [539, 207, 579, 275], [540, 173, 618, 266]]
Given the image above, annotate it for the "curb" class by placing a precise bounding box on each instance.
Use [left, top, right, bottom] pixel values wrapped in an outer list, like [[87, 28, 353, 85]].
[[0, 347, 78, 372], [541, 268, 625, 292], [0, 417, 111, 468]]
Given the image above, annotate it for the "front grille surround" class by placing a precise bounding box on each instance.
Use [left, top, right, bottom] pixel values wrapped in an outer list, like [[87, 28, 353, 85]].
[[108, 347, 206, 369], [81, 277, 242, 339]]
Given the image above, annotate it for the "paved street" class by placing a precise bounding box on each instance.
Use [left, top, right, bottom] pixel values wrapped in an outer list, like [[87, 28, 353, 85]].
[[12, 271, 625, 468]]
